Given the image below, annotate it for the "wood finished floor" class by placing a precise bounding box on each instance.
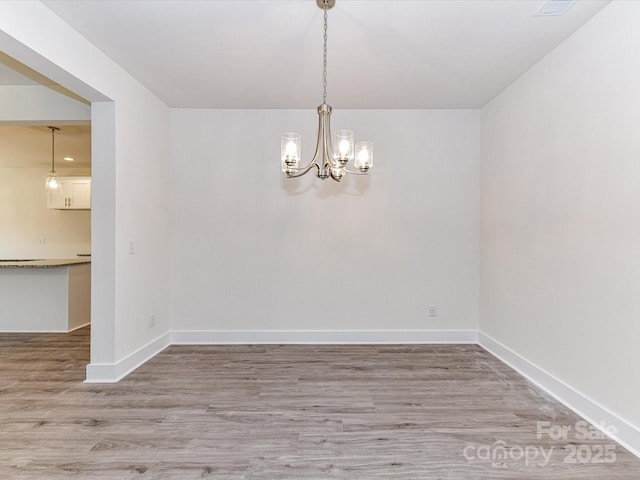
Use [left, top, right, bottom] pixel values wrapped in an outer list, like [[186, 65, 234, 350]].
[[1, 327, 639, 479]]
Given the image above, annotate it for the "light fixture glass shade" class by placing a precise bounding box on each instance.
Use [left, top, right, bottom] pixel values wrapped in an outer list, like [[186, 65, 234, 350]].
[[333, 130, 354, 167], [45, 172, 62, 193], [330, 166, 344, 180], [281, 132, 301, 174], [355, 141, 373, 172]]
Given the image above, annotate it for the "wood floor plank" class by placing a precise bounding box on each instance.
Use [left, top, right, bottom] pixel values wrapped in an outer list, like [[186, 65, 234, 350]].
[[0, 327, 638, 478]]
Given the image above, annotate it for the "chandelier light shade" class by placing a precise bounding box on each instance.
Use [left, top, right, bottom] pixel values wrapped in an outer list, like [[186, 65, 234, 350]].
[[281, 132, 301, 175], [45, 126, 63, 193], [355, 141, 373, 172], [281, 0, 373, 182]]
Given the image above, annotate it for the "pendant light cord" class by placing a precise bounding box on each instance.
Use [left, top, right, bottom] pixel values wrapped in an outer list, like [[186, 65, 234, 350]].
[[48, 126, 59, 173], [51, 128, 55, 172], [322, 0, 328, 105]]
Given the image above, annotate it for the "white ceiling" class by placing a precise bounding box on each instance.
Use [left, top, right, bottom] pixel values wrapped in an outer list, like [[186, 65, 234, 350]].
[[0, 125, 91, 168], [41, 0, 610, 109]]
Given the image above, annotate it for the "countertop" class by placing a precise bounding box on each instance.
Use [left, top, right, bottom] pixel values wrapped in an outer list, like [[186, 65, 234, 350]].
[[0, 259, 91, 269]]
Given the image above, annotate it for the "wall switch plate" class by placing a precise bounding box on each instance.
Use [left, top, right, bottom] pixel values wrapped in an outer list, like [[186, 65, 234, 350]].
[[128, 240, 135, 254], [428, 305, 438, 318], [149, 314, 155, 328]]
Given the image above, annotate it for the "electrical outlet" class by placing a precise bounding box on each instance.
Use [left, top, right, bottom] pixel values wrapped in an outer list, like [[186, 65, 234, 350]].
[[39, 238, 46, 245], [128, 240, 136, 254], [428, 305, 438, 318], [149, 313, 156, 328]]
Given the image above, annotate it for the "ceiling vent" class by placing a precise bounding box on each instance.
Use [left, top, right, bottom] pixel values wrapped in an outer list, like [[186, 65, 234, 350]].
[[535, 0, 576, 16]]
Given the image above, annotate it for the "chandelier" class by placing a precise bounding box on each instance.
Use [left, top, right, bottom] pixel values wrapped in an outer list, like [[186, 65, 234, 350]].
[[281, 0, 373, 182]]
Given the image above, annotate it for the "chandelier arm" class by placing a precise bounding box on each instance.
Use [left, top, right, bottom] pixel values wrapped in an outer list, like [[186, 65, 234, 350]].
[[322, 109, 337, 170], [309, 109, 325, 171], [342, 168, 369, 176], [285, 162, 320, 178]]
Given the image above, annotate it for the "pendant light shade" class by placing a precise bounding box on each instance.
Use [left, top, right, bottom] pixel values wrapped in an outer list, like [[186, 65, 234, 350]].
[[45, 126, 62, 194]]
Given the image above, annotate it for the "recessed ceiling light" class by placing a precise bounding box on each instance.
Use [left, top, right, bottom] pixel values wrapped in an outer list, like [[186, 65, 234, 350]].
[[63, 157, 75, 162], [535, 0, 576, 16]]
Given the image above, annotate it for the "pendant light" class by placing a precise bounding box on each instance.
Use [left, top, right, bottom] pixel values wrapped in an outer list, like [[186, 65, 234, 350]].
[[45, 126, 62, 193]]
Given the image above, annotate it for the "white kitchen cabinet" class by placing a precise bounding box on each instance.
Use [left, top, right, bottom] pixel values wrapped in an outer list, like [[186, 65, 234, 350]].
[[47, 177, 91, 210]]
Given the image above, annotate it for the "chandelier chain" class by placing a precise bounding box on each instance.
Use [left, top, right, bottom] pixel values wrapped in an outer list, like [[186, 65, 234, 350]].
[[322, 0, 328, 104]]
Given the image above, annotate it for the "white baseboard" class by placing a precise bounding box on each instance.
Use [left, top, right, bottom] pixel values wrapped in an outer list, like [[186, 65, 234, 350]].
[[1, 322, 91, 334], [85, 332, 170, 383], [84, 330, 475, 383], [479, 332, 640, 459], [68, 322, 91, 333], [170, 329, 478, 345]]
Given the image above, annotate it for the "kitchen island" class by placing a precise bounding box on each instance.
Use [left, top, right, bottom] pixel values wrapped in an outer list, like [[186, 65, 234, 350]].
[[0, 259, 91, 332]]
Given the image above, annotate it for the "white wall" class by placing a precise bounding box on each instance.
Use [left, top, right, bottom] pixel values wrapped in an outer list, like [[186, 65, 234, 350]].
[[170, 109, 480, 334], [0, 1, 171, 376], [0, 167, 91, 259], [481, 0, 640, 432]]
